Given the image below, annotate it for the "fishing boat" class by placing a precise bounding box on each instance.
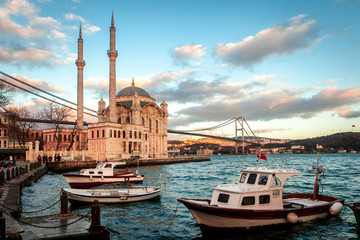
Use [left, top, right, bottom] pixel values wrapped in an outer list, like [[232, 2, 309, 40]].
[[62, 161, 144, 188], [348, 202, 360, 227], [63, 185, 162, 204], [178, 154, 344, 231]]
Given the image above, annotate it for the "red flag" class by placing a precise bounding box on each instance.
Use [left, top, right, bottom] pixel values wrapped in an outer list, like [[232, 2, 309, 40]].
[[352, 125, 355, 127], [127, 180, 132, 187], [257, 152, 267, 160]]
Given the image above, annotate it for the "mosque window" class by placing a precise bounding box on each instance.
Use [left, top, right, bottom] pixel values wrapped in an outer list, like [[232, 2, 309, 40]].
[[149, 119, 152, 132], [115, 130, 117, 138], [134, 131, 137, 139], [139, 132, 141, 139], [156, 120, 158, 133], [117, 118, 121, 123], [118, 130, 120, 138], [0, 129, 1, 136], [4, 129, 7, 136], [92, 131, 94, 138], [102, 130, 105, 138], [145, 133, 147, 140], [129, 131, 132, 138], [109, 130, 112, 138], [4, 140, 6, 148], [126, 117, 130, 123], [97, 130, 99, 138], [123, 131, 126, 138], [142, 118, 144, 125]]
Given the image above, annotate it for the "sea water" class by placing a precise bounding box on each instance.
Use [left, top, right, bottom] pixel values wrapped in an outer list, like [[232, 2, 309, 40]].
[[22, 154, 360, 239]]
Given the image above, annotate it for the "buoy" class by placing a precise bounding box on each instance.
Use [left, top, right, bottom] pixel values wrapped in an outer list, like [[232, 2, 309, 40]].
[[287, 212, 298, 224], [329, 202, 343, 215]]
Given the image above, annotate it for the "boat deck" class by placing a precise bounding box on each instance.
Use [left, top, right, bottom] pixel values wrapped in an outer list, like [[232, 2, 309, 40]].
[[283, 198, 328, 209]]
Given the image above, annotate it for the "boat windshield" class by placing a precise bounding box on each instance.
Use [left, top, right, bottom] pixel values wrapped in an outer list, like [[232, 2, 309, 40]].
[[96, 163, 106, 169], [239, 173, 247, 183]]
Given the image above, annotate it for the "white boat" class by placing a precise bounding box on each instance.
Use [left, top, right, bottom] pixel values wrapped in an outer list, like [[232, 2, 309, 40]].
[[63, 185, 162, 204], [178, 155, 344, 232], [63, 161, 144, 188]]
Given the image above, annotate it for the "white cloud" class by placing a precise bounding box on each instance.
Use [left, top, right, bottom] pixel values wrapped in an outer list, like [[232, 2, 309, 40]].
[[171, 44, 206, 66], [11, 74, 67, 93], [64, 13, 85, 23], [214, 14, 320, 67]]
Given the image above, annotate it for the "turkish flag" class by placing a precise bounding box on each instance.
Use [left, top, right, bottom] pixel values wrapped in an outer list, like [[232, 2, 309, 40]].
[[257, 152, 267, 160], [353, 125, 355, 127]]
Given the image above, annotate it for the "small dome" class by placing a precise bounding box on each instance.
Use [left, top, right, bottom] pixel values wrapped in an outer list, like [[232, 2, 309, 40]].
[[116, 86, 151, 98]]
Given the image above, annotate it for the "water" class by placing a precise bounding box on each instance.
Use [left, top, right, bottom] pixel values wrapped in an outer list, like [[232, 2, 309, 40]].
[[21, 154, 360, 239]]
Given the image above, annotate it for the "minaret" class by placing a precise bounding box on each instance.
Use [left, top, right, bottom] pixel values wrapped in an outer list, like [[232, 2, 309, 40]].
[[107, 12, 118, 122], [76, 25, 85, 129]]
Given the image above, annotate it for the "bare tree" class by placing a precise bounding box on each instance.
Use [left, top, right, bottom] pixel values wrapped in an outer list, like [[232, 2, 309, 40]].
[[1, 106, 39, 148], [41, 103, 73, 151], [0, 81, 13, 108], [67, 123, 79, 151]]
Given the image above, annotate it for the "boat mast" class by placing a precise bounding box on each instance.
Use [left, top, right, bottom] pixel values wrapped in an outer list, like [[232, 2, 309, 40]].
[[312, 152, 325, 200]]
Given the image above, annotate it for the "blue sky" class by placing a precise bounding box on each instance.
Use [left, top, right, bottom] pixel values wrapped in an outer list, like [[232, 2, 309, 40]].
[[1, 0, 360, 140]]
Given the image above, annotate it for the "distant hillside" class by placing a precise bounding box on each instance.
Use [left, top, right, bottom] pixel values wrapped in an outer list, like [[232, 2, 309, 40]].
[[288, 132, 360, 151]]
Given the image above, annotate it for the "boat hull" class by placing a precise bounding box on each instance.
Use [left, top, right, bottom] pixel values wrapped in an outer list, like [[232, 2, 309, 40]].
[[64, 186, 162, 204], [178, 193, 344, 230], [63, 174, 144, 188]]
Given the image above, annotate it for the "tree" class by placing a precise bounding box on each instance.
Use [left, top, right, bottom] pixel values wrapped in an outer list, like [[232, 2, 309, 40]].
[[0, 81, 13, 108], [3, 106, 38, 148], [41, 103, 74, 151]]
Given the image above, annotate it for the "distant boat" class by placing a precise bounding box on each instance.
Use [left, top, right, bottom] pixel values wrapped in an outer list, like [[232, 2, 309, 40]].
[[63, 161, 144, 188], [63, 185, 162, 204], [178, 154, 344, 231]]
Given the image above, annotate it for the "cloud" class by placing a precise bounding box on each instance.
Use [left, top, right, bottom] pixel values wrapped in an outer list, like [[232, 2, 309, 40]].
[[337, 109, 360, 118], [0, 46, 60, 66], [64, 13, 85, 23], [64, 13, 100, 34], [316, 78, 341, 85], [11, 74, 66, 93], [214, 14, 320, 67], [171, 44, 206, 66]]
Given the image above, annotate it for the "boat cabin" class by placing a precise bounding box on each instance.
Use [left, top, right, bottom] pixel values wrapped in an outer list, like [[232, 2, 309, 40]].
[[210, 167, 301, 210], [79, 161, 126, 176]]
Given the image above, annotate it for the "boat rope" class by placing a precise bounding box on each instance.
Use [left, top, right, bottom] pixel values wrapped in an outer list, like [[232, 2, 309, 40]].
[[0, 198, 60, 214], [4, 210, 91, 229], [164, 201, 179, 231]]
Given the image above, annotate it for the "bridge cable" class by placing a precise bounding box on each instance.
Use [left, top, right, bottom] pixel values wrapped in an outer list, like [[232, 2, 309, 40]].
[[0, 77, 98, 118], [0, 71, 97, 113]]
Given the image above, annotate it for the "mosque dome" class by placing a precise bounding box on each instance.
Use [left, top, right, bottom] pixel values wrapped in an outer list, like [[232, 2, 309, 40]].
[[116, 86, 151, 98], [116, 79, 152, 98]]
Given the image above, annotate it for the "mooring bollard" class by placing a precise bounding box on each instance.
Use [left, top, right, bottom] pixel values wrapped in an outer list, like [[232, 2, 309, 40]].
[[60, 188, 69, 215], [6, 169, 10, 180], [90, 200, 101, 231], [0, 171, 4, 185], [0, 209, 5, 240]]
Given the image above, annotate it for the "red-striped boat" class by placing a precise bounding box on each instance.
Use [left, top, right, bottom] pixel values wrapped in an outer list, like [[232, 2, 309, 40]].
[[63, 161, 144, 188]]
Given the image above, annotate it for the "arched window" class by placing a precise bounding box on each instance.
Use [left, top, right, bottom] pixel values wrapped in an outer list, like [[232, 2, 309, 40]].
[[142, 117, 145, 125], [118, 130, 120, 138], [123, 131, 126, 138], [114, 130, 116, 138], [126, 117, 130, 123], [145, 133, 147, 140], [134, 131, 137, 139], [129, 131, 132, 138], [4, 140, 6, 148], [149, 119, 152, 132], [139, 132, 141, 139], [156, 120, 158, 133], [117, 118, 121, 123]]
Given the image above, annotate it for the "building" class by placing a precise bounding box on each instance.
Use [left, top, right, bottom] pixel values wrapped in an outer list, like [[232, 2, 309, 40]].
[[78, 13, 168, 160], [42, 128, 87, 151]]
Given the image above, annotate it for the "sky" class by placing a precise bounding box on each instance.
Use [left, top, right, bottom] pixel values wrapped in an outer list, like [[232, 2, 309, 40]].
[[0, 0, 360, 140]]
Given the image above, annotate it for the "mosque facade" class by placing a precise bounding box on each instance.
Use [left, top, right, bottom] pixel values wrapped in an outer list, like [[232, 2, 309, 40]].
[[78, 13, 169, 160]]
